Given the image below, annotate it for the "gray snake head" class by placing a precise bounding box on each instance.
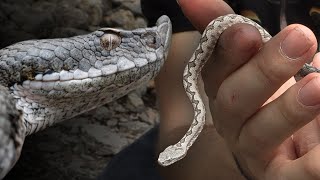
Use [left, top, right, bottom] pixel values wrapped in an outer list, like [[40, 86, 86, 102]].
[[158, 145, 187, 166], [0, 15, 171, 178]]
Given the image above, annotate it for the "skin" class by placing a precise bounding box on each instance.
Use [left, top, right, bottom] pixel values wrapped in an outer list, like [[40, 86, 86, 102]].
[[155, 0, 320, 179]]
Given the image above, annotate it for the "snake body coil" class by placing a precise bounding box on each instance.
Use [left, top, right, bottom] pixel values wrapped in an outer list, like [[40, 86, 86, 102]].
[[158, 14, 320, 166]]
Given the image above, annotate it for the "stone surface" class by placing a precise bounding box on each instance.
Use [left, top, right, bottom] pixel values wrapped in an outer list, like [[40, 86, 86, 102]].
[[103, 9, 147, 29], [1, 0, 159, 179]]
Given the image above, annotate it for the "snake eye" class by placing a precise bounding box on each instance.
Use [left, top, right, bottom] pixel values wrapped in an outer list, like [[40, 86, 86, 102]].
[[143, 32, 159, 49], [100, 33, 121, 51]]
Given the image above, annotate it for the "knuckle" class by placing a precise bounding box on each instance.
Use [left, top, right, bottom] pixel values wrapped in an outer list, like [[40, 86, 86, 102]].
[[210, 99, 225, 136], [214, 83, 247, 141], [255, 57, 281, 89], [238, 125, 268, 155], [279, 90, 316, 130], [304, 152, 320, 179], [216, 83, 240, 113], [255, 44, 295, 88], [277, 106, 298, 129], [213, 85, 237, 134]]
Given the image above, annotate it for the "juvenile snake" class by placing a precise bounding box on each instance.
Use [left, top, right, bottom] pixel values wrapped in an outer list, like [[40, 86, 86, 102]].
[[158, 14, 320, 166], [0, 15, 171, 178]]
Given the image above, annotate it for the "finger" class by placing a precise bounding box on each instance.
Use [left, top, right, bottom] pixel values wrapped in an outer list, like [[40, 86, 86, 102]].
[[212, 24, 317, 141], [312, 52, 320, 67], [279, 144, 320, 180], [264, 77, 296, 105], [240, 73, 320, 158], [202, 23, 263, 100], [177, 0, 234, 32], [293, 53, 320, 157], [262, 138, 295, 179], [293, 120, 320, 157], [276, 138, 297, 161], [264, 36, 320, 105]]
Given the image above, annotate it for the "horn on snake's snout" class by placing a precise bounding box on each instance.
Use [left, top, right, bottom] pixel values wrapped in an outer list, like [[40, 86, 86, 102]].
[[0, 85, 25, 179]]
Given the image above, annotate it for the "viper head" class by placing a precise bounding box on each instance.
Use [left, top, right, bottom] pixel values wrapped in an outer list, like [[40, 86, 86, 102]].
[[158, 145, 187, 166]]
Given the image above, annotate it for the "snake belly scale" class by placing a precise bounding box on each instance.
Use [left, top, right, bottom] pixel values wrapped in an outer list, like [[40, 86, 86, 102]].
[[158, 14, 320, 166]]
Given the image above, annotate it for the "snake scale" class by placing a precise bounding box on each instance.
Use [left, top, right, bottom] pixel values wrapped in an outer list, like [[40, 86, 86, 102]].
[[0, 15, 171, 178], [158, 14, 320, 166]]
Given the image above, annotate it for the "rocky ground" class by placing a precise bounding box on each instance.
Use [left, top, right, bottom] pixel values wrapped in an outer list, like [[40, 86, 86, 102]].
[[0, 0, 160, 179]]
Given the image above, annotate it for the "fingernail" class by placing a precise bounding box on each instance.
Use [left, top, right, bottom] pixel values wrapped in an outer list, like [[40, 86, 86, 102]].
[[298, 77, 320, 106], [280, 27, 313, 59]]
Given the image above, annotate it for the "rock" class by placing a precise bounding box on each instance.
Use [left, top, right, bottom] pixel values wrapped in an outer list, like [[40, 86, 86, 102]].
[[140, 107, 159, 125], [90, 106, 113, 121], [119, 121, 150, 136], [112, 101, 128, 113], [127, 92, 145, 111], [106, 119, 118, 127], [113, 0, 142, 15], [134, 84, 148, 97], [51, 27, 89, 38], [119, 117, 129, 123], [10, 6, 55, 37], [78, 0, 103, 26], [83, 124, 128, 154], [103, 9, 140, 29], [0, 28, 35, 48], [135, 16, 148, 28], [0, 9, 6, 24], [94, 146, 114, 156], [37, 142, 63, 153], [54, 6, 89, 28]]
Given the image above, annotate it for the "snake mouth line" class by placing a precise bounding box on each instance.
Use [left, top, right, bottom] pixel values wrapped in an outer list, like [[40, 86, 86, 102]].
[[15, 67, 121, 92], [15, 56, 162, 92], [11, 60, 161, 100], [33, 66, 117, 82]]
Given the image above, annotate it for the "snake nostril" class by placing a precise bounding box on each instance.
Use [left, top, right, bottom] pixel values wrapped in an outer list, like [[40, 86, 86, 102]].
[[142, 32, 159, 49], [100, 33, 121, 51]]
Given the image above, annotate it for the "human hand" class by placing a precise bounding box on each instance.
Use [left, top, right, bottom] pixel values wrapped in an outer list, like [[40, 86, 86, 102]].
[[177, 0, 320, 179]]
